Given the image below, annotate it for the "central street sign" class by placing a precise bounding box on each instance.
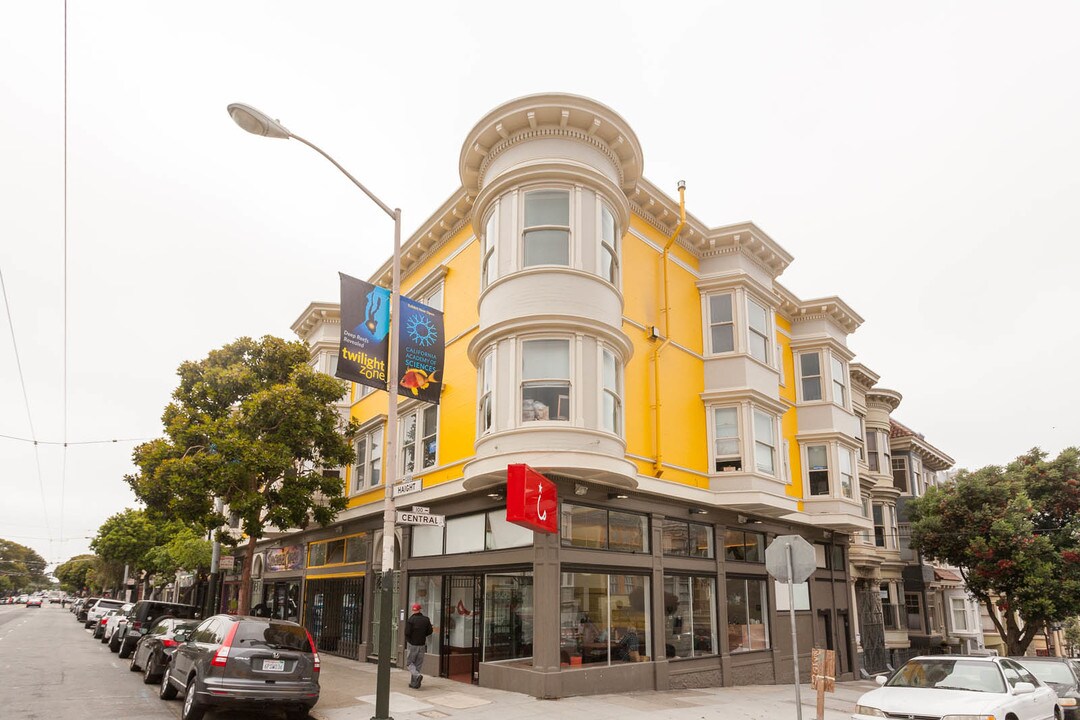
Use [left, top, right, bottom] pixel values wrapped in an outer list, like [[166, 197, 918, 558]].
[[392, 479, 422, 498], [396, 510, 444, 526]]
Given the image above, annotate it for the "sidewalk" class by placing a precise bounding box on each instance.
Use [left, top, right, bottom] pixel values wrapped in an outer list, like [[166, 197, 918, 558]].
[[311, 654, 874, 720]]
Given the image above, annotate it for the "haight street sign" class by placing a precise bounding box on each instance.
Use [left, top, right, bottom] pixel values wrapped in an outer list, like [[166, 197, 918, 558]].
[[392, 479, 422, 498], [396, 509, 445, 526]]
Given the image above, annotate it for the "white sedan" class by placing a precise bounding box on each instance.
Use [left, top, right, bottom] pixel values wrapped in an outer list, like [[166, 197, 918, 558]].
[[853, 655, 1060, 720]]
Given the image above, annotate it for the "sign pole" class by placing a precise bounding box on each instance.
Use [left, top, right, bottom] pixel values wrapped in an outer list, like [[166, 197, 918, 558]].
[[788, 542, 803, 720]]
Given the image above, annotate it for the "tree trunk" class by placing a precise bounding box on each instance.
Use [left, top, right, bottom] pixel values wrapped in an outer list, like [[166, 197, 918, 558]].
[[238, 533, 257, 615]]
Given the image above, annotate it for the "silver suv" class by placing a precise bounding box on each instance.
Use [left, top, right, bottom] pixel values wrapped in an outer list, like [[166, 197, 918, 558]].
[[158, 614, 320, 720]]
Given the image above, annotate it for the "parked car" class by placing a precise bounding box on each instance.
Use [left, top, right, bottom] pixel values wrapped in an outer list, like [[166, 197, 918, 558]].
[[101, 604, 134, 642], [75, 597, 100, 623], [93, 609, 122, 639], [129, 617, 200, 684], [85, 598, 127, 628], [853, 655, 1059, 720], [26, 596, 43, 608], [159, 614, 320, 720], [1013, 656, 1080, 720], [113, 600, 199, 658]]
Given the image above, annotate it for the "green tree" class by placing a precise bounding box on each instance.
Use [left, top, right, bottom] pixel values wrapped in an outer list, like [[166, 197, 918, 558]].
[[1064, 616, 1080, 657], [126, 336, 355, 614], [91, 508, 158, 570], [54, 554, 99, 594], [143, 522, 212, 584], [910, 447, 1080, 655], [0, 539, 50, 593]]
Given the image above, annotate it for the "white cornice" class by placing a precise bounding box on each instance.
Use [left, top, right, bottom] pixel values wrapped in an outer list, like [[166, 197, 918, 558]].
[[791, 296, 864, 335], [849, 362, 880, 390], [290, 302, 340, 341]]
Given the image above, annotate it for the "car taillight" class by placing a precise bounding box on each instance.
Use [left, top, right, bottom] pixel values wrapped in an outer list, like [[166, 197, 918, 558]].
[[161, 639, 177, 648], [131, 621, 141, 633], [304, 629, 320, 673], [210, 622, 239, 668]]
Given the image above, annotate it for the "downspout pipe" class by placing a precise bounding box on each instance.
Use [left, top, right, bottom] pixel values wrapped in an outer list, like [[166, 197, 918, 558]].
[[652, 181, 686, 476]]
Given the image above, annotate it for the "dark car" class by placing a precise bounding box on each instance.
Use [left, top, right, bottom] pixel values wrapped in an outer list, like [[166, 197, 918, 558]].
[[113, 600, 199, 657], [129, 617, 199, 684], [1012, 656, 1080, 720], [159, 614, 320, 720], [75, 597, 100, 623]]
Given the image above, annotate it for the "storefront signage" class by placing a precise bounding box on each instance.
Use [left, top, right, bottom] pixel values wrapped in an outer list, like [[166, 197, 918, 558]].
[[218, 556, 234, 570], [396, 509, 445, 526], [265, 545, 304, 573], [506, 464, 558, 534], [392, 479, 422, 498]]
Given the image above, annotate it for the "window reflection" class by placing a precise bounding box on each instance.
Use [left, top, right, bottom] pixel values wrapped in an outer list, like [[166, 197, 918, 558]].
[[560, 572, 651, 666]]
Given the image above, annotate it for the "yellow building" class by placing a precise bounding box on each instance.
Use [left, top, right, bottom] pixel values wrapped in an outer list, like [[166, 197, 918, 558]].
[[279, 93, 895, 697]]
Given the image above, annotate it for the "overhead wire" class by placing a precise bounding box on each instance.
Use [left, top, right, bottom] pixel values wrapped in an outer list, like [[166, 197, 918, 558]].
[[61, 0, 69, 558], [0, 432, 153, 446]]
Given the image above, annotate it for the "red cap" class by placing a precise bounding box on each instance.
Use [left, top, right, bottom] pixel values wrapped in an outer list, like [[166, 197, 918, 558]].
[[411, 603, 422, 611]]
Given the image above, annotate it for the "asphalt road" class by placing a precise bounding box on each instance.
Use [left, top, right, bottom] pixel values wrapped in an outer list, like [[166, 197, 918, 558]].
[[0, 602, 293, 720]]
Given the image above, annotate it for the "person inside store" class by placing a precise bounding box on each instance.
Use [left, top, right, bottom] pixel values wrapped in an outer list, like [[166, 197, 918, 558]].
[[405, 602, 434, 689], [615, 623, 641, 662]]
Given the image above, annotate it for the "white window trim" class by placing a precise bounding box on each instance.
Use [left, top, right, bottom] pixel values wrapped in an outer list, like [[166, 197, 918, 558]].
[[521, 187, 572, 269], [745, 295, 772, 366], [829, 355, 848, 409], [598, 199, 620, 286], [705, 291, 736, 356], [478, 349, 495, 436], [400, 405, 438, 476], [599, 345, 623, 436], [482, 204, 498, 289], [709, 404, 743, 473], [805, 443, 831, 497], [519, 335, 573, 424], [353, 425, 384, 493], [752, 408, 778, 477], [797, 350, 824, 403]]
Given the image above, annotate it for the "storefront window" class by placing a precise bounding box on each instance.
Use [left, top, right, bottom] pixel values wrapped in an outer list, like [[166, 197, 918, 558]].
[[663, 576, 718, 659], [662, 519, 714, 558], [724, 530, 765, 563], [309, 533, 369, 568], [408, 575, 443, 656], [559, 572, 651, 666], [410, 510, 532, 557], [726, 577, 769, 652], [446, 514, 486, 554], [483, 573, 533, 661], [561, 503, 648, 553]]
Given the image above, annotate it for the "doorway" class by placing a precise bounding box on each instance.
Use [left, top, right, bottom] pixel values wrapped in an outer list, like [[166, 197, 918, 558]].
[[441, 574, 482, 684]]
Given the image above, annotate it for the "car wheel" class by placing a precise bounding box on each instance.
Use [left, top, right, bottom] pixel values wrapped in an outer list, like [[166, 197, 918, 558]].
[[109, 633, 121, 653], [142, 652, 158, 684], [181, 677, 206, 720], [118, 636, 133, 659], [159, 666, 178, 700], [129, 648, 141, 672]]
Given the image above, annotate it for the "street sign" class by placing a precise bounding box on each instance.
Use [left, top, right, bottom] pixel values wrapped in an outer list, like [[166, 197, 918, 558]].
[[411, 505, 430, 514], [765, 534, 816, 584], [218, 556, 234, 570], [392, 479, 422, 498], [396, 510, 444, 526]]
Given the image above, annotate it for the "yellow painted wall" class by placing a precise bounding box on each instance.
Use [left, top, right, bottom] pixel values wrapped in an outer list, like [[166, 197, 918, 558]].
[[776, 315, 803, 505], [623, 215, 706, 487], [347, 224, 480, 509]]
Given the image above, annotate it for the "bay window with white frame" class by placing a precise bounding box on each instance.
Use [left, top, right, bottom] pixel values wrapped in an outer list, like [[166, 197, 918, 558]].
[[600, 347, 621, 435], [799, 351, 823, 401], [708, 293, 735, 354], [482, 206, 498, 288], [478, 349, 494, 435], [830, 355, 847, 407], [752, 409, 777, 476], [400, 405, 438, 476], [599, 202, 619, 285], [522, 189, 570, 267], [712, 407, 741, 472], [746, 297, 770, 364], [521, 338, 570, 422], [807, 445, 830, 496], [353, 426, 383, 492]]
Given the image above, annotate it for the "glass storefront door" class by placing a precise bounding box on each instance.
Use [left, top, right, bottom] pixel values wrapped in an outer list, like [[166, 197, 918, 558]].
[[483, 573, 533, 661], [441, 574, 483, 683]]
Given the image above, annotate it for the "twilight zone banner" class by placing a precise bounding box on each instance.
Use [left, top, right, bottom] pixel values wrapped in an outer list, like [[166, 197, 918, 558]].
[[396, 295, 444, 404], [337, 272, 390, 392]]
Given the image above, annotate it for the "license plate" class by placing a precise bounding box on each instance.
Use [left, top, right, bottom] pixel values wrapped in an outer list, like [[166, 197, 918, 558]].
[[263, 660, 285, 672]]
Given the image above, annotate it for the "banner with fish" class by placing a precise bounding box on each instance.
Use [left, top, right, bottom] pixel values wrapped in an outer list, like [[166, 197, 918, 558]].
[[396, 294, 444, 404], [336, 272, 391, 392]]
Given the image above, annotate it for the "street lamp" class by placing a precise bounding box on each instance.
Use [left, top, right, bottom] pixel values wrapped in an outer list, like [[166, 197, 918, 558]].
[[228, 102, 401, 720]]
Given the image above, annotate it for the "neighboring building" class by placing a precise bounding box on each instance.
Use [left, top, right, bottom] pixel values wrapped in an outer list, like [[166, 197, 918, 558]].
[[239, 93, 958, 697]]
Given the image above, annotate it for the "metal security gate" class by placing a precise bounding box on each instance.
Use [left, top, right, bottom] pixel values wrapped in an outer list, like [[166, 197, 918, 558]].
[[441, 574, 483, 684], [857, 581, 887, 674], [304, 576, 365, 660]]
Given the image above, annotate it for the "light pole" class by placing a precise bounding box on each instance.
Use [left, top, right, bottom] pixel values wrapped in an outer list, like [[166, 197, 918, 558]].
[[228, 103, 401, 720]]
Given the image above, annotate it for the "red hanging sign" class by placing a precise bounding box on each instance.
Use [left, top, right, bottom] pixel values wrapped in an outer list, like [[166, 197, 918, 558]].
[[506, 464, 558, 534]]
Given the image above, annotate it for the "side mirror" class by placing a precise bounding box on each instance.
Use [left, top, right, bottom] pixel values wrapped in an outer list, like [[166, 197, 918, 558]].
[[1013, 682, 1035, 695], [875, 675, 888, 686]]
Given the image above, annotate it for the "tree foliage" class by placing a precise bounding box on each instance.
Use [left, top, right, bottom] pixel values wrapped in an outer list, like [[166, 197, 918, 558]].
[[0, 539, 50, 593], [54, 554, 100, 593], [91, 508, 158, 568], [909, 447, 1080, 655], [125, 335, 356, 613]]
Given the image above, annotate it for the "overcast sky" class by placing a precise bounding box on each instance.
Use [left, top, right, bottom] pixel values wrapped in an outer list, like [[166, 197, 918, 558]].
[[2, 1, 1078, 569]]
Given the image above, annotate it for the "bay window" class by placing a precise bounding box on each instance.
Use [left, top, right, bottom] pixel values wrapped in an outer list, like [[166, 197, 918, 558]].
[[523, 189, 570, 267], [521, 338, 570, 422], [601, 348, 621, 434], [753, 409, 776, 475], [354, 426, 383, 491], [482, 207, 498, 287], [747, 297, 770, 364], [807, 445, 830, 496], [800, 352, 823, 401], [867, 430, 880, 472], [712, 407, 741, 471], [479, 350, 494, 434], [600, 203, 619, 284], [831, 355, 847, 407], [892, 457, 909, 493], [873, 504, 886, 547], [708, 294, 735, 353], [839, 448, 854, 499]]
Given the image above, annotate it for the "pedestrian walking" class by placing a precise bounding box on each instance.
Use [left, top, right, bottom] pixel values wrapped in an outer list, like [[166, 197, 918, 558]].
[[405, 602, 434, 689]]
